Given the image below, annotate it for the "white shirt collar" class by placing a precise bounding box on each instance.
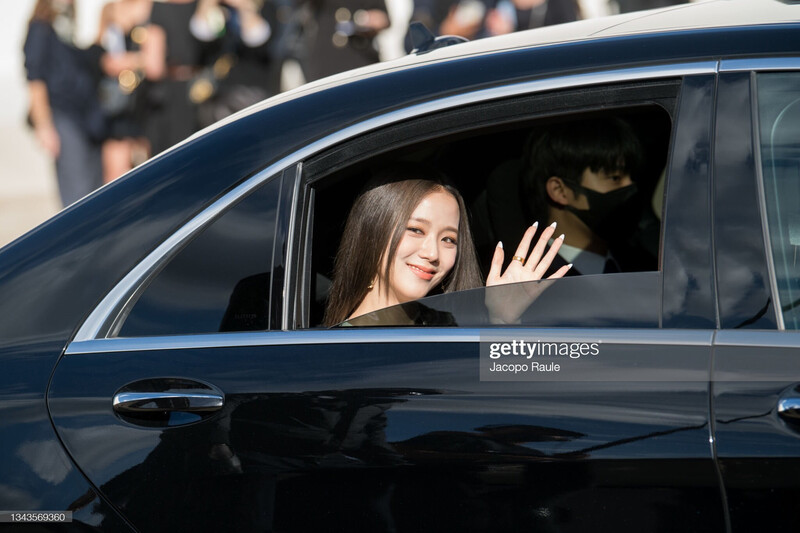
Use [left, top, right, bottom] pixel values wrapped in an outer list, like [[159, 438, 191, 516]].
[[557, 242, 615, 275]]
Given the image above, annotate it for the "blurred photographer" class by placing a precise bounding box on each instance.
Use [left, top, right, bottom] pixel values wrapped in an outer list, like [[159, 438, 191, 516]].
[[300, 0, 389, 81], [190, 0, 285, 127]]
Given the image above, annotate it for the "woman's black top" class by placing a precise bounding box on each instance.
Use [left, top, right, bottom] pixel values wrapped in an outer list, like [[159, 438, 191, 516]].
[[24, 20, 104, 139], [24, 21, 102, 119]]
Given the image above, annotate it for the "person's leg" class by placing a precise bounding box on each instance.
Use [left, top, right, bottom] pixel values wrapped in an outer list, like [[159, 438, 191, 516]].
[[102, 138, 133, 184], [52, 112, 103, 206]]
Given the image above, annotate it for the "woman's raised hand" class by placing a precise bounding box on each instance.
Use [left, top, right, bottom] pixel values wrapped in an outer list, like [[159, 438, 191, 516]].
[[485, 222, 572, 324], [487, 221, 572, 285]]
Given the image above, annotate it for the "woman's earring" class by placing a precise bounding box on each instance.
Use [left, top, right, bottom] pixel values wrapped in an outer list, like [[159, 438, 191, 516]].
[[367, 281, 375, 290]]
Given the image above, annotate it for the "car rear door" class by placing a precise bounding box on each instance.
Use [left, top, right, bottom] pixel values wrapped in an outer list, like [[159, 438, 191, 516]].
[[284, 72, 725, 530]]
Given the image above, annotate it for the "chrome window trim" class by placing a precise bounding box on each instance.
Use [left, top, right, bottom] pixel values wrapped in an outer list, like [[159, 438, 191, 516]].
[[71, 60, 716, 343], [751, 72, 786, 330], [66, 328, 713, 355], [715, 329, 800, 348], [720, 57, 800, 73], [282, 163, 303, 331]]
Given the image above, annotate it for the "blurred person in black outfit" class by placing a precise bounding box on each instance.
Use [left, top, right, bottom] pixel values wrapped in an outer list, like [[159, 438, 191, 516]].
[[143, 0, 207, 154], [427, 0, 490, 40], [484, 0, 580, 36], [407, 0, 577, 49], [24, 0, 105, 207], [97, 0, 152, 182], [190, 0, 284, 127], [300, 0, 389, 81], [614, 0, 688, 14]]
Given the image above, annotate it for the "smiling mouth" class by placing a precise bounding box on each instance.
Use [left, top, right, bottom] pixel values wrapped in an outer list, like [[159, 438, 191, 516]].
[[408, 264, 436, 281]]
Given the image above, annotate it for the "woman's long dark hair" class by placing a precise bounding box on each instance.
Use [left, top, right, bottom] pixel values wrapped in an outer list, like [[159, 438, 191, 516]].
[[323, 167, 482, 326]]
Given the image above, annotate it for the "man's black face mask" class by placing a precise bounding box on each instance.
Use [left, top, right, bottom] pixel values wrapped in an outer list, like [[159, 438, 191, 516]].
[[563, 180, 640, 242]]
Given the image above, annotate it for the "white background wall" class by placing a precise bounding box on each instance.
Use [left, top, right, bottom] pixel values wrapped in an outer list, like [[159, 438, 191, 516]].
[[1, 0, 115, 248]]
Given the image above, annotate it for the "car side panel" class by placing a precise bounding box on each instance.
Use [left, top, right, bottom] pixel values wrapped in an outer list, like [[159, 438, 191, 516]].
[[0, 341, 134, 531], [712, 331, 800, 533], [47, 72, 725, 531], [48, 336, 723, 532]]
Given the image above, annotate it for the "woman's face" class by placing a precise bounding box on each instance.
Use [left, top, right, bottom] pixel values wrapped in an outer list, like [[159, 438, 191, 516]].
[[379, 190, 460, 305]]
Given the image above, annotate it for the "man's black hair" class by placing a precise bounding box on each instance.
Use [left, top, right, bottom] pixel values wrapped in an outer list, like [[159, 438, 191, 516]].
[[523, 117, 643, 219]]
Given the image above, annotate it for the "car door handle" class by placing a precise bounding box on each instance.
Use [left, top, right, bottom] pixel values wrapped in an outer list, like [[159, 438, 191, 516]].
[[113, 391, 224, 414], [777, 397, 800, 422]]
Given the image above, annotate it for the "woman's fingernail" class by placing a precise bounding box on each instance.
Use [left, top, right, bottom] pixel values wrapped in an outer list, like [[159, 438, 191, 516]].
[[498, 241, 503, 249], [549, 222, 557, 229], [532, 221, 539, 228], [558, 233, 565, 240], [567, 263, 573, 269]]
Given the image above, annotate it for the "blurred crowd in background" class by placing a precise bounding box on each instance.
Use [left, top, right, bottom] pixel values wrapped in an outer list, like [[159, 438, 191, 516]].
[[23, 0, 688, 208]]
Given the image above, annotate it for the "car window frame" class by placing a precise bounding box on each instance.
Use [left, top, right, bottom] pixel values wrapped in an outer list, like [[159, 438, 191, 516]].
[[68, 60, 718, 354], [707, 59, 800, 333], [291, 78, 687, 330], [110, 175, 285, 337], [73, 169, 289, 341], [747, 63, 800, 331]]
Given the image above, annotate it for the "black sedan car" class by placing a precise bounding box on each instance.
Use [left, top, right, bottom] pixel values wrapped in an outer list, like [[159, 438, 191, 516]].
[[2, 1, 800, 530]]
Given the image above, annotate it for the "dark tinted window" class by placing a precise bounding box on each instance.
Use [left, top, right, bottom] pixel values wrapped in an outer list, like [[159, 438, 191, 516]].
[[758, 72, 800, 329], [118, 177, 280, 336]]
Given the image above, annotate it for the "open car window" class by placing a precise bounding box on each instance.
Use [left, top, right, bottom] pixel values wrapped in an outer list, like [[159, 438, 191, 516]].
[[341, 272, 660, 328], [296, 80, 680, 329], [303, 107, 674, 327]]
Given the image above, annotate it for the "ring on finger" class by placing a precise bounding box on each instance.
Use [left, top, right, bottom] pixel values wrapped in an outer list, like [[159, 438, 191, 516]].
[[512, 255, 525, 263]]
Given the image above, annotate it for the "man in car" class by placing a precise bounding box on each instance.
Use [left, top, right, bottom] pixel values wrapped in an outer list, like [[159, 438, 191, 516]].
[[483, 117, 656, 276]]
